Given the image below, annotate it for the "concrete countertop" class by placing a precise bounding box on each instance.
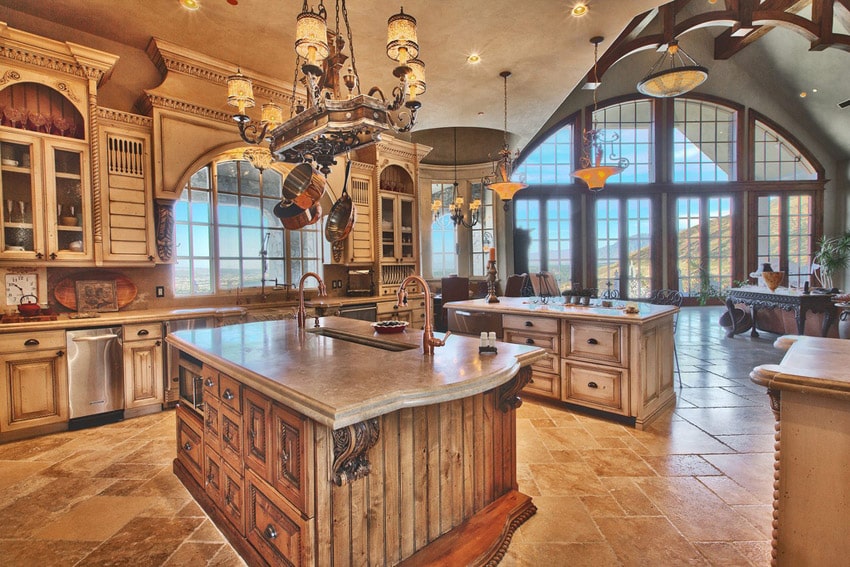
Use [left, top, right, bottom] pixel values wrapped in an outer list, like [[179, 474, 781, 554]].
[[443, 296, 678, 323], [751, 335, 850, 402], [166, 316, 546, 430]]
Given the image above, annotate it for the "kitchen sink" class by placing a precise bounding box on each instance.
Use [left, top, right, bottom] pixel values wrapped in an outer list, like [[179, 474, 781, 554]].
[[306, 327, 416, 351]]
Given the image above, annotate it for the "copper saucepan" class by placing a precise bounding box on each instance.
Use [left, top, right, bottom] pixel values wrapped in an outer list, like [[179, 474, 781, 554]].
[[273, 200, 322, 230], [279, 163, 316, 209], [324, 159, 356, 243]]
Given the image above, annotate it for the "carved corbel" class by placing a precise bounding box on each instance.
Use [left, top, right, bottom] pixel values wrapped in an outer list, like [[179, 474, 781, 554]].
[[332, 418, 380, 486], [155, 200, 176, 262], [499, 366, 533, 413]]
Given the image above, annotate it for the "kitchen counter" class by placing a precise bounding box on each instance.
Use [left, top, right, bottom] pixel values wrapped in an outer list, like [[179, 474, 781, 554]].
[[750, 336, 850, 565], [166, 315, 545, 429], [444, 296, 678, 429], [169, 316, 546, 566]]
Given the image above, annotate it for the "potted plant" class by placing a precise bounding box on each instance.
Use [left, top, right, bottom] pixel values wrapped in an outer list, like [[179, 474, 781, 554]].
[[813, 231, 850, 291]]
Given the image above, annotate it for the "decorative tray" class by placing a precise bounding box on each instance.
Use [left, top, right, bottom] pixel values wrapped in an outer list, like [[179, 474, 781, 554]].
[[371, 320, 408, 334]]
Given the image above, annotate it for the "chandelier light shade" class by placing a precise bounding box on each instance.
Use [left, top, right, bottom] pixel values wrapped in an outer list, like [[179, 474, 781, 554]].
[[226, 69, 255, 117], [485, 71, 527, 211], [386, 8, 419, 66], [226, 1, 426, 176], [637, 40, 708, 98], [295, 6, 330, 69], [572, 36, 629, 191]]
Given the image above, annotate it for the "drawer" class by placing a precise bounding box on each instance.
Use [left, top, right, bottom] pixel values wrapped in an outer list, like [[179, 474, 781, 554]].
[[203, 395, 222, 454], [376, 300, 406, 315], [524, 370, 560, 400], [246, 470, 311, 567], [123, 322, 162, 341], [0, 330, 66, 353], [218, 372, 243, 414], [176, 405, 204, 485], [531, 351, 560, 374], [563, 361, 626, 414], [503, 329, 559, 354], [563, 321, 626, 365], [503, 314, 558, 334], [220, 404, 243, 472]]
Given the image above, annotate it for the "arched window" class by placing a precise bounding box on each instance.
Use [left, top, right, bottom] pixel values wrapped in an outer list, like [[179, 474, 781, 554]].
[[753, 120, 817, 181], [672, 99, 737, 182], [514, 123, 573, 185], [591, 99, 654, 183], [174, 157, 323, 296]]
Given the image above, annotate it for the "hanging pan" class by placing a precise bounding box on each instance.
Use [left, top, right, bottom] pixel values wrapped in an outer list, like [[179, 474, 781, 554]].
[[273, 200, 323, 231], [324, 159, 356, 243]]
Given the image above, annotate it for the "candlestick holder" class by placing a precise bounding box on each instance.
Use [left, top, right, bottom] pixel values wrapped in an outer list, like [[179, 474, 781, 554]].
[[486, 259, 500, 303]]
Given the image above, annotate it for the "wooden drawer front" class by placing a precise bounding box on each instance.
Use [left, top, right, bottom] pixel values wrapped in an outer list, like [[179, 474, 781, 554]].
[[244, 387, 272, 481], [503, 314, 558, 334], [220, 405, 243, 472], [503, 329, 559, 354], [272, 402, 312, 515], [531, 351, 560, 374], [203, 396, 221, 454], [176, 405, 204, 485], [563, 361, 626, 413], [218, 372, 243, 414], [123, 322, 162, 341], [524, 371, 560, 400], [203, 446, 223, 501], [222, 461, 246, 536], [202, 366, 218, 401], [564, 321, 625, 365], [246, 471, 309, 567], [0, 330, 66, 353]]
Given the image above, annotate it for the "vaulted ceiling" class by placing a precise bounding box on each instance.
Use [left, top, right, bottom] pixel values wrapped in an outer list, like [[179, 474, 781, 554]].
[[1, 0, 848, 163]]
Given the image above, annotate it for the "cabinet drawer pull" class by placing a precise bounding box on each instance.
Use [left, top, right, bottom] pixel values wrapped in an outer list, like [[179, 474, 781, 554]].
[[525, 338, 535, 345], [586, 338, 598, 345], [524, 321, 533, 327], [222, 389, 235, 401], [137, 329, 149, 336], [587, 381, 599, 389], [24, 338, 40, 346], [264, 524, 278, 540], [183, 442, 193, 451], [155, 340, 161, 347], [204, 377, 215, 388], [57, 350, 64, 357]]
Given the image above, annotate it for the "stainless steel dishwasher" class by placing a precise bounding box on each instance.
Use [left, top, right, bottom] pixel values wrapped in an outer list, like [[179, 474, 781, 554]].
[[66, 326, 124, 429]]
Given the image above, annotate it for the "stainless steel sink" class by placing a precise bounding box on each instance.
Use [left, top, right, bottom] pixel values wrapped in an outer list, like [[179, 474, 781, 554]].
[[306, 327, 416, 351]]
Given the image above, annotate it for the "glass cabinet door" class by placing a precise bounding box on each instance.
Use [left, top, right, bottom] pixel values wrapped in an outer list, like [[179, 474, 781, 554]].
[[0, 139, 42, 258], [49, 145, 88, 258], [380, 195, 395, 261], [399, 196, 415, 261]]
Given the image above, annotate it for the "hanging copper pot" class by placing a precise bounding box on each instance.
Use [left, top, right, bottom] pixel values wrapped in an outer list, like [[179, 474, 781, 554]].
[[324, 160, 356, 243], [290, 168, 327, 210], [274, 200, 323, 230], [278, 162, 316, 208]]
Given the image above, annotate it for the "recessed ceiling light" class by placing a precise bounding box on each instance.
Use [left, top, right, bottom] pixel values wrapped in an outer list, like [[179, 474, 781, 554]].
[[799, 92, 807, 98], [812, 88, 818, 93], [478, 111, 485, 116], [180, 0, 200, 10], [572, 3, 589, 17], [467, 54, 481, 64]]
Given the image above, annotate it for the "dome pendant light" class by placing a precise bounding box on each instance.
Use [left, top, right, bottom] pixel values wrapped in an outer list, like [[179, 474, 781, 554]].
[[637, 40, 708, 98]]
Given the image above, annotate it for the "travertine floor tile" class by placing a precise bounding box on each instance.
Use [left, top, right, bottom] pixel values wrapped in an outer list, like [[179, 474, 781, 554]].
[[514, 495, 603, 543], [31, 495, 156, 541], [503, 542, 622, 566], [595, 516, 709, 566]]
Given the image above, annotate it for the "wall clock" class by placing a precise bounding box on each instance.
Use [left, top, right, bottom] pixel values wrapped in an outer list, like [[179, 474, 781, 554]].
[[5, 272, 38, 306]]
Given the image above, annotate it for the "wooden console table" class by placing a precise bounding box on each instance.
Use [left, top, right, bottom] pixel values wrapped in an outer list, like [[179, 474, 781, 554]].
[[725, 287, 835, 338]]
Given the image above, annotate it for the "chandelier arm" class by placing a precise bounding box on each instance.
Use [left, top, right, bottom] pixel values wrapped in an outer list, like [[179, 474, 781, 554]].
[[386, 84, 407, 111], [386, 106, 417, 133], [237, 121, 269, 145]]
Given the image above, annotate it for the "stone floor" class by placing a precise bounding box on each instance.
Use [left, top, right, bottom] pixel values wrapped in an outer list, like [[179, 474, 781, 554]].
[[0, 307, 781, 566]]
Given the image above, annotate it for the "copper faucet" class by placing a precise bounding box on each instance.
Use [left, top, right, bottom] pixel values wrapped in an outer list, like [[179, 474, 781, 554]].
[[397, 275, 451, 355], [297, 272, 327, 328]]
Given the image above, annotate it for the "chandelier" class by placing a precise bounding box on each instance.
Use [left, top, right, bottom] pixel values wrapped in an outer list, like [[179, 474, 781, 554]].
[[432, 127, 480, 227], [226, 1, 425, 176], [484, 71, 527, 211], [572, 37, 629, 191], [637, 39, 708, 98]]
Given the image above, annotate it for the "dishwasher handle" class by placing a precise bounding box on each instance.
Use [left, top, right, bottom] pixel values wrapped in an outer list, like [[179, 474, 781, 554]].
[[71, 334, 120, 342]]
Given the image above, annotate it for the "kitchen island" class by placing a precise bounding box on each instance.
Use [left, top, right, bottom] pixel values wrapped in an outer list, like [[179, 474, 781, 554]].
[[445, 297, 678, 429], [167, 316, 546, 566]]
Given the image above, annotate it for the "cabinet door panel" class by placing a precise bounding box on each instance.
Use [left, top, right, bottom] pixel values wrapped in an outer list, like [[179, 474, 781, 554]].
[[123, 338, 163, 409], [271, 402, 313, 516], [0, 348, 68, 432], [176, 406, 204, 485], [246, 470, 309, 567], [222, 461, 246, 536], [243, 387, 271, 480], [220, 404, 243, 472]]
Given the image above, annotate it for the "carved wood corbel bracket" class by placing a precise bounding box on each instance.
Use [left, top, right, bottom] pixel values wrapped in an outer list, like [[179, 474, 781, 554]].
[[155, 201, 175, 263], [332, 418, 381, 486], [498, 366, 533, 413]]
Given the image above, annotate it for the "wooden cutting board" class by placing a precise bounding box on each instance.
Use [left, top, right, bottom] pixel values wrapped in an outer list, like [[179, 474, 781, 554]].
[[53, 271, 138, 310]]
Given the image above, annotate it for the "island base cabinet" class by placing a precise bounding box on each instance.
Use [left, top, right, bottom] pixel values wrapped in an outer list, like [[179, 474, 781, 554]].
[[246, 469, 312, 567]]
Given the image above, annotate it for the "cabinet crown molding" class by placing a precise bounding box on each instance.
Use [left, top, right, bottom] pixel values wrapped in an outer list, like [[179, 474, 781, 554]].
[[145, 37, 300, 110], [0, 21, 118, 86]]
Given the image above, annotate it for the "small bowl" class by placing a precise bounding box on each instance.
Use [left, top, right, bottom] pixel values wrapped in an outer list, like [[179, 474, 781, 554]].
[[2, 158, 19, 166], [18, 303, 41, 317], [371, 321, 409, 334], [68, 240, 83, 252], [59, 216, 78, 226]]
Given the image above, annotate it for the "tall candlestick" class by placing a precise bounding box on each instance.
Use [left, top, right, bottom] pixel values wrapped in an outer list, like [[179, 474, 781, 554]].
[[489, 247, 496, 262]]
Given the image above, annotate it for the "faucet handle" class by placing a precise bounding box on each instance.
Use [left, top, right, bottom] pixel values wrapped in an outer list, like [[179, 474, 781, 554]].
[[433, 331, 451, 347]]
